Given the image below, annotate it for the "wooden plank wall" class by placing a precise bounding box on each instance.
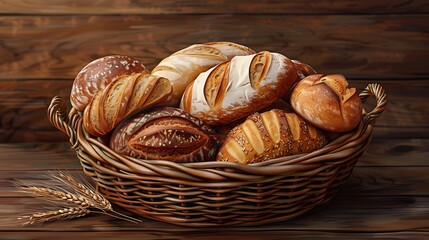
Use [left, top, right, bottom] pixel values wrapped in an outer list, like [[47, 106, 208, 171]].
[[0, 0, 428, 142]]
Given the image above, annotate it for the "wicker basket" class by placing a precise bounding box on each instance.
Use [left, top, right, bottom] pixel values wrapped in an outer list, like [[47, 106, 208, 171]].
[[48, 83, 387, 227]]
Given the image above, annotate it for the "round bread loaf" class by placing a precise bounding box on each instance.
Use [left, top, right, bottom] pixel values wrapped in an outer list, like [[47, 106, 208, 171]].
[[110, 107, 221, 163], [290, 74, 362, 133], [70, 55, 148, 112]]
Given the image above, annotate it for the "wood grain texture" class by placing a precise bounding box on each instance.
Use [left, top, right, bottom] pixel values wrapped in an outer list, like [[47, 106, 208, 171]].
[[0, 15, 428, 80], [1, 232, 428, 240], [0, 0, 428, 14], [1, 195, 429, 232], [1, 79, 427, 142]]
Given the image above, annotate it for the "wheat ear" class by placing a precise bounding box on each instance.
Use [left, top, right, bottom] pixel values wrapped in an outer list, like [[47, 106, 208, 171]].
[[20, 186, 91, 208], [18, 207, 90, 226], [55, 172, 112, 211]]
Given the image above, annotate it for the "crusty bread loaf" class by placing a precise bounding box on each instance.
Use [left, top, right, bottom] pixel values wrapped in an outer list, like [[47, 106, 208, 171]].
[[110, 107, 221, 163], [70, 55, 148, 112], [217, 109, 327, 164], [290, 74, 362, 133], [83, 73, 172, 136], [291, 59, 317, 79], [152, 42, 255, 106], [180, 51, 302, 125]]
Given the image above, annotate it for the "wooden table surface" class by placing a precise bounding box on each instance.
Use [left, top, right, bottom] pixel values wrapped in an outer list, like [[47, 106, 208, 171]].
[[1, 1, 428, 239]]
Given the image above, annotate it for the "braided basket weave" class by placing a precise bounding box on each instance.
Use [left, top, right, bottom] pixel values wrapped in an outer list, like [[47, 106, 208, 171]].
[[48, 83, 387, 227]]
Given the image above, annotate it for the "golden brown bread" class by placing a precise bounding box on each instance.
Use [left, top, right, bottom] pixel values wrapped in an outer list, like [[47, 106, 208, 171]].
[[83, 73, 172, 137], [110, 107, 221, 163], [216, 109, 328, 164], [290, 74, 362, 133], [291, 59, 317, 79], [70, 55, 148, 112], [180, 51, 302, 125], [152, 42, 255, 106]]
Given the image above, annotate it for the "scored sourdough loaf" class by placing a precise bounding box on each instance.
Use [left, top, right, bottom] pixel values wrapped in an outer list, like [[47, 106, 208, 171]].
[[290, 74, 362, 133], [70, 55, 148, 112], [152, 42, 255, 106], [83, 73, 172, 137], [110, 107, 221, 163], [217, 108, 328, 164], [180, 51, 303, 125]]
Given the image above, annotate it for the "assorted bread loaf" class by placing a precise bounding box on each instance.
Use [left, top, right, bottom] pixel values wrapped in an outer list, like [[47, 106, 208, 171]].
[[152, 42, 255, 106], [110, 107, 221, 163], [70, 55, 149, 112], [83, 73, 172, 136], [217, 109, 327, 164], [290, 74, 362, 133], [180, 51, 301, 125], [70, 42, 363, 164]]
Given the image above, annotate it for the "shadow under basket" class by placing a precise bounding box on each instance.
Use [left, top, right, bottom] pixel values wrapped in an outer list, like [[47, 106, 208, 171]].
[[48, 83, 387, 227]]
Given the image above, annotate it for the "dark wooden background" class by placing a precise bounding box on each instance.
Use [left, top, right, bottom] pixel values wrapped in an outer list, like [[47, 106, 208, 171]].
[[0, 1, 429, 239], [0, 0, 428, 142]]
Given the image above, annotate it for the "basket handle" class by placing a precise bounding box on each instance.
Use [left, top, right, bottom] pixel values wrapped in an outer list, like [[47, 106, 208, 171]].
[[48, 96, 79, 148], [359, 83, 387, 123]]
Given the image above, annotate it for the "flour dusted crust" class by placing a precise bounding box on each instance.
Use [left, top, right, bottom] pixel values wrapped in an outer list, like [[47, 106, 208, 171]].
[[70, 55, 148, 112], [152, 42, 255, 106], [180, 51, 301, 125]]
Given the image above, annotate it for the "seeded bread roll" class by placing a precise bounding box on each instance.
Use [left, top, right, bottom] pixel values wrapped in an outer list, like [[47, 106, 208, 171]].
[[70, 55, 148, 112], [152, 42, 255, 106], [290, 74, 362, 133], [217, 109, 327, 164], [110, 107, 221, 163], [181, 51, 302, 125], [83, 73, 172, 137]]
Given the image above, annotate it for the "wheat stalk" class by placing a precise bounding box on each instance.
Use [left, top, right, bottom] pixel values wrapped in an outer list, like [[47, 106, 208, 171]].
[[19, 207, 90, 226], [20, 186, 91, 208], [55, 172, 112, 211], [15, 171, 140, 225]]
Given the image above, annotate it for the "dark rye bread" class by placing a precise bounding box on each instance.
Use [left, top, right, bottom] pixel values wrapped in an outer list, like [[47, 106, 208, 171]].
[[83, 73, 172, 137], [110, 107, 221, 163]]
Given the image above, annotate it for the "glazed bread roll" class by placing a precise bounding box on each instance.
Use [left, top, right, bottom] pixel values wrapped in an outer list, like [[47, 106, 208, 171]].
[[152, 42, 255, 106], [110, 107, 221, 163], [83, 73, 172, 137], [180, 51, 302, 125], [290, 74, 362, 133], [217, 109, 327, 164], [70, 55, 148, 112]]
